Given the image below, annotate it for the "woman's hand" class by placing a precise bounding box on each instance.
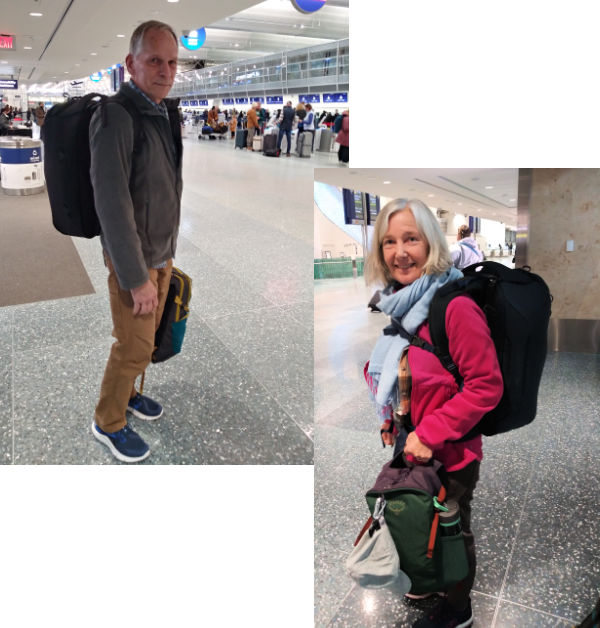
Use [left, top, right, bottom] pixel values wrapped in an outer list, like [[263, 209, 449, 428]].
[[404, 431, 433, 463], [380, 420, 395, 447]]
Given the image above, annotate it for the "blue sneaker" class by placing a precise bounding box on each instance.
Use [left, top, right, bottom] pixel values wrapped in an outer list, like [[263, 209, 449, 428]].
[[127, 393, 163, 421], [91, 422, 150, 463]]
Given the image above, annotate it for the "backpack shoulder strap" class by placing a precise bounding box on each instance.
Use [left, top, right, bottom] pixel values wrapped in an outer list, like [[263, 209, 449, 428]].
[[103, 93, 144, 153], [459, 241, 479, 256]]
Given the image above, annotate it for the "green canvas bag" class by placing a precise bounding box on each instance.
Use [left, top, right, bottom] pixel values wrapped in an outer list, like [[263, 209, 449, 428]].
[[362, 454, 468, 594]]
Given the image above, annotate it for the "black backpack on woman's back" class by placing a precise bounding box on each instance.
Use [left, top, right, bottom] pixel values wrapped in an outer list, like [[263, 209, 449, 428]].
[[388, 262, 552, 441]]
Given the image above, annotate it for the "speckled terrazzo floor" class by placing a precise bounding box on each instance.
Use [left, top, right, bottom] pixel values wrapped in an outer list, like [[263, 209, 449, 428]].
[[314, 277, 600, 627], [0, 135, 335, 464]]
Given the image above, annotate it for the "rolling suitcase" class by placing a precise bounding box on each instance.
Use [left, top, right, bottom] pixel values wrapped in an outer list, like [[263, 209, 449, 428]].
[[235, 128, 247, 149], [297, 131, 312, 158], [318, 128, 333, 152], [253, 135, 263, 151], [263, 132, 279, 157]]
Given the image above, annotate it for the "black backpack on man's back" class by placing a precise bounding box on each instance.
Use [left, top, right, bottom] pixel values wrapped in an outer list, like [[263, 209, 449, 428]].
[[43, 92, 143, 238], [388, 261, 552, 441]]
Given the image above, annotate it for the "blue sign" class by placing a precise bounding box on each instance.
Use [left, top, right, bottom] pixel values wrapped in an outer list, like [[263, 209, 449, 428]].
[[0, 79, 18, 89], [190, 100, 199, 106], [181, 100, 189, 106], [323, 92, 348, 103], [199, 100, 208, 106], [235, 98, 249, 105], [89, 72, 103, 82], [298, 94, 320, 104], [252, 97, 264, 104], [266, 96, 283, 105], [291, 0, 326, 14], [0, 146, 41, 164], [181, 28, 206, 51], [222, 98, 234, 105]]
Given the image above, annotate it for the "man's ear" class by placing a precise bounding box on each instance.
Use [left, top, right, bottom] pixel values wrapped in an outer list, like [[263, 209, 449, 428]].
[[125, 53, 134, 76]]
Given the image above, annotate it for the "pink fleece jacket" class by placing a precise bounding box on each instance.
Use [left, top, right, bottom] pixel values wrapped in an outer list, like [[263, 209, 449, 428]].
[[410, 295, 503, 472]]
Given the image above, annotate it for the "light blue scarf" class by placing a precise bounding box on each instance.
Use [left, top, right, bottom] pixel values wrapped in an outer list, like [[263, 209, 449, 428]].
[[367, 267, 463, 418]]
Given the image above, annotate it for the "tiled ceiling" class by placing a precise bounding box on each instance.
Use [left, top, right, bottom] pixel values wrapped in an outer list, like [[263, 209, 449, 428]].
[[0, 0, 348, 85], [314, 168, 520, 229]]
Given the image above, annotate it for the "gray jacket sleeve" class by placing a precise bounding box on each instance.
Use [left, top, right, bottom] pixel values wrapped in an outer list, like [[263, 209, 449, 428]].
[[89, 102, 149, 291]]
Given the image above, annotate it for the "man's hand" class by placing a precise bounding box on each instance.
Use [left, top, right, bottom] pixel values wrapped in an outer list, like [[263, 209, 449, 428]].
[[131, 280, 158, 316]]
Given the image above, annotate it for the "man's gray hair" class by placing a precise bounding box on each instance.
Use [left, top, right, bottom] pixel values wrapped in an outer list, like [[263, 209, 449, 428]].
[[129, 20, 178, 56]]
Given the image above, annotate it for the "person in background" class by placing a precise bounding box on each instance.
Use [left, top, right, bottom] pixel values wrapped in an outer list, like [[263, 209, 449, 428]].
[[298, 102, 315, 151], [89, 20, 183, 463], [0, 105, 11, 134], [34, 102, 46, 127], [364, 199, 503, 628], [277, 100, 296, 157], [450, 225, 484, 269], [229, 112, 237, 138], [207, 105, 219, 128], [335, 109, 349, 165], [246, 101, 260, 150], [258, 104, 268, 133]]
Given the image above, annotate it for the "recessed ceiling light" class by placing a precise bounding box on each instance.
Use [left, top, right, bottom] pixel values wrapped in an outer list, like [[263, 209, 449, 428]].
[[90, 52, 97, 55], [24, 46, 33, 50], [383, 181, 391, 184], [29, 12, 43, 17], [509, 198, 516, 202], [0, 60, 7, 64], [485, 185, 494, 190], [457, 202, 463, 206], [428, 194, 435, 198], [117, 34, 125, 38]]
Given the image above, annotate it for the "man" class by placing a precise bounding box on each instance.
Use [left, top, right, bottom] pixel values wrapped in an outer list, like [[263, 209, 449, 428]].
[[0, 105, 10, 134], [450, 225, 484, 269], [277, 101, 296, 157], [246, 101, 260, 150], [89, 20, 183, 462], [34, 102, 46, 127]]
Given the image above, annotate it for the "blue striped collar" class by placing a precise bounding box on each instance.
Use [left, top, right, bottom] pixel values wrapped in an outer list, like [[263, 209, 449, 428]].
[[129, 80, 169, 119]]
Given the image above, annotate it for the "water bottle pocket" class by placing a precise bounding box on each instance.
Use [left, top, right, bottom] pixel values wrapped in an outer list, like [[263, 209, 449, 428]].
[[440, 532, 469, 585]]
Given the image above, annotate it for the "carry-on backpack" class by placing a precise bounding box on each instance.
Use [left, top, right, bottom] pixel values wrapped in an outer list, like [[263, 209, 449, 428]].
[[43, 93, 144, 238], [152, 266, 192, 363], [355, 454, 469, 594], [387, 261, 552, 441]]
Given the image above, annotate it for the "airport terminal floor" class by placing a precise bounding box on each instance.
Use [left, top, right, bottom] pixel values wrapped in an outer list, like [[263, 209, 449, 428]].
[[0, 134, 340, 464], [314, 277, 600, 627]]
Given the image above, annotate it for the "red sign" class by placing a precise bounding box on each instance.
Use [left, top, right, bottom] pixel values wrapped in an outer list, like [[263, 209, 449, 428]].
[[0, 34, 14, 49]]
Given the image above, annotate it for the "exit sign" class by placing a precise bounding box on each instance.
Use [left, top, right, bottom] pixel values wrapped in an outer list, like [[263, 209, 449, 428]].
[[0, 34, 14, 49]]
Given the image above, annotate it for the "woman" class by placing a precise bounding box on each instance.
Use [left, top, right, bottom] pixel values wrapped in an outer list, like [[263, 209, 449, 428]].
[[364, 199, 502, 628], [335, 110, 349, 164]]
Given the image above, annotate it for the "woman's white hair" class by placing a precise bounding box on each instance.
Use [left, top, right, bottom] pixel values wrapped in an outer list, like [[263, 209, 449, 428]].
[[365, 198, 452, 286]]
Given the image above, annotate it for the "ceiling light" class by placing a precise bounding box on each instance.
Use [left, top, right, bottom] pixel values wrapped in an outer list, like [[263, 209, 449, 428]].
[[382, 181, 391, 184], [117, 34, 125, 38], [29, 12, 43, 17], [485, 185, 494, 190], [90, 52, 97, 56], [428, 194, 435, 198], [24, 46, 33, 50], [509, 198, 516, 202], [0, 61, 7, 64], [234, 43, 240, 47], [457, 202, 463, 206], [167, 0, 179, 2]]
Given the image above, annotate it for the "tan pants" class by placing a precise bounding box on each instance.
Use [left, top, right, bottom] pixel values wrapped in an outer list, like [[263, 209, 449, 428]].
[[247, 126, 256, 148], [94, 256, 173, 432]]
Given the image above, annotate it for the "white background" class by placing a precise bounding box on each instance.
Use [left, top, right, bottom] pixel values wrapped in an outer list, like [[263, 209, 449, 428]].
[[6, 2, 600, 626]]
